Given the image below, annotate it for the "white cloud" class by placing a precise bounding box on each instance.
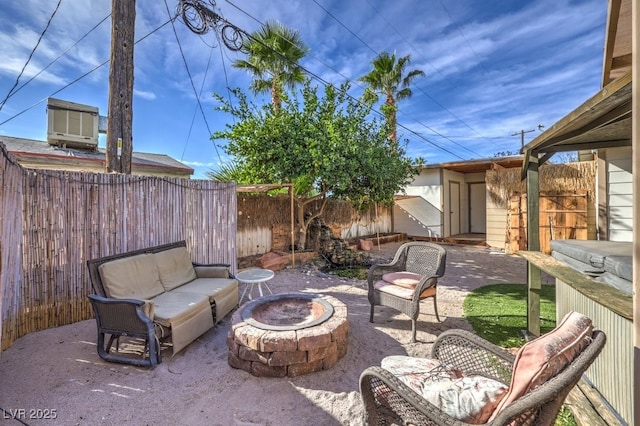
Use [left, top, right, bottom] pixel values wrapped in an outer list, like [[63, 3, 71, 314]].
[[134, 89, 156, 101]]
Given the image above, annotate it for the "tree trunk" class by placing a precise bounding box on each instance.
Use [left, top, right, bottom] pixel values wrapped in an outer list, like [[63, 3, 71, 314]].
[[106, 0, 135, 173], [296, 199, 308, 249], [385, 94, 397, 147], [295, 194, 329, 250]]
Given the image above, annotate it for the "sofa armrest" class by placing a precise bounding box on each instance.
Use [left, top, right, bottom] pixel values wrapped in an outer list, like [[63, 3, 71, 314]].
[[88, 294, 155, 332], [192, 263, 232, 278], [87, 294, 161, 367]]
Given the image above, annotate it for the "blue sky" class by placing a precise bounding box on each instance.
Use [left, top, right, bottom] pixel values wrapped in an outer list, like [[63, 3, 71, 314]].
[[0, 0, 607, 178]]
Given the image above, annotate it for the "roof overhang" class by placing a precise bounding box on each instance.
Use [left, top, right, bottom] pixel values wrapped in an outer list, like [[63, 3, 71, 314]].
[[420, 156, 524, 174], [602, 0, 632, 85], [521, 70, 631, 178]]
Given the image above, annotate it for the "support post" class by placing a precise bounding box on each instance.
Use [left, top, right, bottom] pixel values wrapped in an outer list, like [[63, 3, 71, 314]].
[[106, 0, 135, 173], [526, 153, 541, 336], [632, 0, 639, 420]]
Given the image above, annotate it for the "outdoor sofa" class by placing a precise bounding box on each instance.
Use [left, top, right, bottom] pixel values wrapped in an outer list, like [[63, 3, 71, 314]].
[[87, 240, 238, 367]]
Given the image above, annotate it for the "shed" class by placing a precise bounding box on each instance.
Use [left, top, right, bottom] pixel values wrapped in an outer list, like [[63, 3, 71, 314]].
[[394, 156, 523, 246]]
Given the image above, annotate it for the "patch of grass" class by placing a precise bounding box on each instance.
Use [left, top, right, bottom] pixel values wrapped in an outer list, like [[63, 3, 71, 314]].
[[462, 283, 576, 426], [463, 283, 557, 348], [333, 267, 368, 280]]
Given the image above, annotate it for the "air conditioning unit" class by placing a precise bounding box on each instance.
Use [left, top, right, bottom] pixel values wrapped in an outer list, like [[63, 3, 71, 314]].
[[47, 98, 99, 150]]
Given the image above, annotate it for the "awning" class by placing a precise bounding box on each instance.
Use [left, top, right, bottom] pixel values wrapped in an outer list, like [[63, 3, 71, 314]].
[[521, 70, 632, 176]]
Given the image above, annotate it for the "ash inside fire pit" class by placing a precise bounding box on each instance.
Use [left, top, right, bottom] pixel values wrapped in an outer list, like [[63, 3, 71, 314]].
[[241, 293, 334, 331]]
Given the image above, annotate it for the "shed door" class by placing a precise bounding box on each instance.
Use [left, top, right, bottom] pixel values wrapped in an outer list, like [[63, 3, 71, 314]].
[[469, 183, 486, 233], [449, 181, 460, 236]]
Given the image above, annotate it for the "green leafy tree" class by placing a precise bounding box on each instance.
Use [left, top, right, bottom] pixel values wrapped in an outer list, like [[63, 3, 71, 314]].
[[212, 81, 417, 249], [359, 52, 425, 146], [233, 21, 308, 112]]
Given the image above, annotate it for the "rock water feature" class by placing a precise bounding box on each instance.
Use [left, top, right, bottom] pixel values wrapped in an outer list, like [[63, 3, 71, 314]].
[[306, 218, 370, 267]]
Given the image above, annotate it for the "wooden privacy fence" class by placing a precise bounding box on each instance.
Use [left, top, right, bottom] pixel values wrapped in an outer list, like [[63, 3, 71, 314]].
[[0, 144, 237, 350], [235, 193, 392, 257], [507, 191, 588, 254]]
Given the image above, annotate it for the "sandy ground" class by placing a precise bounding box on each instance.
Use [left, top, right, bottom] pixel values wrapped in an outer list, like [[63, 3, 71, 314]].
[[0, 242, 551, 426]]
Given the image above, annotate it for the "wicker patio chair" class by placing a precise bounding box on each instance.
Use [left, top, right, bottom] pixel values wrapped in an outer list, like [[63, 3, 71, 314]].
[[367, 242, 447, 343], [359, 326, 606, 425]]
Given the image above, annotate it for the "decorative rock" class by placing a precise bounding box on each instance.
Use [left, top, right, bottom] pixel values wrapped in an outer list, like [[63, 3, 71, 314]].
[[358, 239, 374, 251], [257, 252, 289, 271]]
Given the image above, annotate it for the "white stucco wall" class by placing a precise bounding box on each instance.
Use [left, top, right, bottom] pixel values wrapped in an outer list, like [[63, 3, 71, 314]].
[[602, 147, 633, 242], [395, 169, 443, 237]]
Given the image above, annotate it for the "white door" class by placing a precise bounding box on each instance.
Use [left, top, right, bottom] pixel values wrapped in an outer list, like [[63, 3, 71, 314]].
[[449, 181, 460, 236], [469, 183, 487, 233]]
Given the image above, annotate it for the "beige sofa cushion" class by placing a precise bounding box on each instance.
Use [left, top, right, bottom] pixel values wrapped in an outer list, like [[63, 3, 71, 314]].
[[194, 265, 230, 278], [151, 291, 213, 354], [98, 253, 165, 300], [178, 278, 238, 303], [179, 278, 239, 323], [151, 291, 210, 328], [154, 247, 197, 291]]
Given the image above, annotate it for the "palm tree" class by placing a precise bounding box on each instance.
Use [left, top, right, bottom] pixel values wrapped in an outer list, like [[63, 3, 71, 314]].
[[233, 21, 308, 112], [359, 52, 425, 146]]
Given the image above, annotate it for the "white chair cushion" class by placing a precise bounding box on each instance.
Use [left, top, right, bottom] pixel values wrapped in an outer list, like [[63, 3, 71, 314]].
[[382, 355, 507, 424]]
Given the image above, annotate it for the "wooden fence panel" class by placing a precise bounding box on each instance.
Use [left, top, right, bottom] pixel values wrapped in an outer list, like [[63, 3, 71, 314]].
[[507, 191, 589, 254]]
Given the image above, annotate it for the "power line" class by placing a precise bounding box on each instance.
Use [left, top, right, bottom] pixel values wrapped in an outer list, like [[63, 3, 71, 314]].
[[0, 0, 62, 112], [305, 0, 482, 157], [181, 39, 215, 162], [316, 1, 481, 157], [218, 0, 466, 160], [0, 17, 176, 127], [221, 0, 371, 97], [163, 0, 222, 163], [311, 0, 376, 56], [437, 0, 524, 119], [363, 0, 446, 81], [2, 14, 111, 105]]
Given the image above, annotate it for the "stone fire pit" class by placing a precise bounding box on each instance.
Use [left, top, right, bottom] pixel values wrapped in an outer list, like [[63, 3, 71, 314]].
[[227, 293, 349, 377]]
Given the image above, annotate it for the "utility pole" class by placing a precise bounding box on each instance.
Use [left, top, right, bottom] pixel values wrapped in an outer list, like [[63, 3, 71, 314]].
[[106, 0, 135, 173], [512, 129, 536, 150]]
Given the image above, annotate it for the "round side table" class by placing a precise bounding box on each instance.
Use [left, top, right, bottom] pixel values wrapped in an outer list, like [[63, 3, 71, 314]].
[[236, 268, 275, 303]]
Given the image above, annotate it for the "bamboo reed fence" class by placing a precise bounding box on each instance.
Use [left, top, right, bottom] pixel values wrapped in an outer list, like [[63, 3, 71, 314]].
[[0, 142, 392, 351], [0, 143, 237, 350]]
